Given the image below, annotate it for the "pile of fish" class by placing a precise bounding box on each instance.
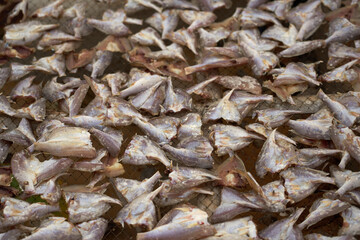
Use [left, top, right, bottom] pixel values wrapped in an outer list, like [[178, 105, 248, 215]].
[[0, 0, 360, 239]]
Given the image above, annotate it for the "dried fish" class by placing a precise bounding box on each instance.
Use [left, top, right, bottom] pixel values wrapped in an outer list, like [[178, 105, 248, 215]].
[[272, 62, 321, 86], [326, 18, 360, 45], [131, 27, 166, 50], [125, 0, 163, 14], [320, 60, 359, 83], [246, 123, 296, 144], [261, 24, 297, 47], [256, 109, 303, 128], [240, 8, 281, 28], [72, 149, 107, 172], [0, 118, 35, 147], [119, 73, 166, 98], [31, 0, 64, 18], [330, 165, 360, 196], [278, 40, 326, 58], [77, 218, 108, 240], [163, 0, 199, 10], [178, 113, 202, 140], [167, 28, 197, 54], [33, 53, 66, 77], [168, 167, 219, 190], [7, 0, 28, 23], [298, 148, 348, 169], [87, 15, 131, 37], [179, 10, 216, 32], [101, 72, 128, 96], [162, 78, 192, 113], [10, 76, 41, 102], [146, 10, 179, 39], [327, 43, 360, 69], [259, 0, 294, 20], [264, 80, 308, 104], [197, 0, 232, 11], [339, 206, 360, 236]]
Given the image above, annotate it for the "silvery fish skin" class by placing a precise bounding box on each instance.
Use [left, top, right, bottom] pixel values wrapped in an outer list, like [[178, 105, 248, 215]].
[[121, 135, 170, 167], [102, 9, 143, 25], [31, 0, 64, 18], [240, 8, 281, 28], [22, 217, 81, 240], [10, 76, 41, 102], [298, 148, 348, 169], [298, 198, 350, 230], [114, 184, 164, 231], [26, 174, 63, 205], [286, 0, 324, 40], [179, 10, 216, 33], [246, 123, 296, 144], [168, 167, 220, 190], [7, 0, 28, 23], [72, 149, 107, 172], [280, 167, 335, 203], [34, 127, 96, 158], [0, 96, 17, 117], [163, 0, 199, 10], [33, 53, 66, 77], [65, 48, 96, 71], [256, 109, 303, 128], [306, 233, 355, 240], [60, 83, 89, 117], [37, 30, 80, 50], [119, 73, 166, 98], [86, 17, 130, 37], [0, 197, 60, 229], [186, 76, 221, 99], [203, 216, 258, 240], [89, 51, 113, 79], [216, 76, 262, 95], [162, 136, 214, 169], [145, 43, 186, 62], [330, 165, 360, 196], [318, 89, 357, 127], [146, 10, 179, 39], [247, 0, 267, 8], [35, 119, 65, 140], [84, 75, 111, 101], [11, 150, 73, 193], [167, 28, 197, 54], [131, 27, 166, 50], [0, 228, 30, 240], [259, 0, 294, 20], [327, 43, 360, 69], [76, 218, 108, 240], [197, 0, 232, 11], [65, 17, 93, 38], [259, 208, 304, 240], [199, 28, 231, 48], [9, 62, 48, 82], [261, 24, 297, 47], [15, 98, 47, 122], [177, 113, 202, 140], [256, 130, 297, 178], [124, 0, 162, 14], [288, 108, 333, 140], [0, 118, 35, 147], [209, 124, 262, 156], [326, 18, 360, 45], [101, 72, 128, 96], [162, 78, 192, 113], [114, 171, 161, 203], [339, 206, 360, 236], [337, 91, 360, 116], [4, 21, 58, 46], [215, 154, 247, 188], [235, 29, 278, 52], [42, 77, 83, 102], [137, 204, 216, 240], [278, 40, 326, 58], [155, 180, 213, 207], [64, 192, 122, 223], [90, 127, 123, 157], [272, 62, 321, 86], [320, 60, 359, 83]]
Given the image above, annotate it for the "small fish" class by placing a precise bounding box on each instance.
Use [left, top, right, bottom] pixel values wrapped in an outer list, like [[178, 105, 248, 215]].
[[87, 51, 113, 79], [167, 28, 197, 54], [320, 60, 359, 83], [215, 76, 262, 95], [95, 35, 132, 53], [146, 10, 178, 39], [264, 80, 308, 104], [197, 0, 232, 11], [84, 75, 111, 101], [4, 21, 58, 46], [256, 130, 298, 178], [0, 118, 35, 147], [162, 136, 214, 169], [11, 150, 73, 193], [77, 218, 108, 240], [15, 98, 47, 122], [339, 206, 360, 236], [90, 127, 123, 157], [280, 167, 335, 203], [72, 149, 107, 172], [240, 8, 281, 28], [114, 184, 164, 231], [10, 76, 40, 102], [22, 217, 82, 240], [38, 30, 80, 51], [162, 78, 192, 113], [327, 43, 360, 69], [101, 72, 128, 96], [272, 62, 321, 86], [31, 0, 64, 18], [60, 83, 89, 117], [261, 24, 297, 47], [64, 192, 122, 223], [256, 109, 303, 128], [35, 119, 65, 140], [235, 29, 278, 52], [0, 96, 17, 117], [278, 40, 326, 58], [121, 135, 170, 167], [306, 233, 355, 240], [114, 171, 161, 202], [145, 43, 186, 62], [259, 0, 294, 20], [179, 10, 216, 33], [137, 204, 216, 240], [131, 27, 166, 50], [298, 148, 348, 169], [318, 89, 357, 127], [209, 124, 262, 156], [0, 198, 60, 230], [66, 49, 96, 72], [0, 228, 30, 240], [259, 208, 304, 240], [326, 18, 360, 45], [330, 165, 360, 196], [186, 76, 221, 99], [322, 0, 341, 10], [34, 127, 96, 158], [0, 66, 10, 91], [33, 53, 66, 77], [246, 123, 296, 144], [215, 154, 247, 188], [163, 0, 199, 10], [119, 73, 166, 98], [7, 0, 28, 23], [298, 198, 350, 230], [178, 113, 202, 140], [124, 0, 163, 14], [199, 28, 231, 48], [288, 108, 333, 140]]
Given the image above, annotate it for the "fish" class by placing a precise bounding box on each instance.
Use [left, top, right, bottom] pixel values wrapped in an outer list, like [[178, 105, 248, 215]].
[[145, 43, 186, 62], [322, 0, 341, 10], [318, 89, 357, 127], [34, 127, 97, 158], [136, 204, 216, 240], [298, 198, 350, 230], [7, 0, 28, 23], [101, 72, 128, 96], [163, 0, 199, 10], [167, 28, 197, 54], [240, 8, 281, 28], [124, 0, 163, 14], [280, 167, 335, 203], [259, 0, 294, 20], [0, 41, 34, 61], [162, 78, 192, 113], [305, 233, 355, 240], [162, 136, 214, 169], [320, 60, 359, 83], [114, 184, 164, 231], [31, 0, 64, 18], [327, 43, 360, 69], [215, 76, 262, 95], [130, 27, 166, 50], [298, 148, 349, 169], [288, 108, 333, 140], [88, 51, 113, 79], [186, 76, 222, 99], [102, 8, 143, 25], [197, 0, 232, 11], [0, 118, 36, 147], [130, 81, 165, 115], [95, 35, 132, 53], [64, 192, 122, 223], [215, 154, 247, 188], [256, 109, 303, 128], [0, 96, 17, 117], [278, 40, 326, 58], [15, 98, 47, 122], [261, 24, 297, 47], [0, 66, 10, 90], [11, 150, 73, 193], [37, 29, 80, 51], [246, 123, 296, 144], [22, 217, 82, 240], [339, 206, 360, 236], [10, 76, 41, 102], [60, 83, 89, 117], [72, 149, 107, 172], [0, 227, 31, 240], [65, 16, 93, 39], [264, 80, 308, 104], [326, 18, 360, 45], [330, 165, 360, 196], [209, 124, 262, 156], [199, 28, 230, 48], [177, 113, 202, 140], [4, 21, 58, 45], [259, 208, 304, 240], [66, 49, 96, 72], [84, 75, 111, 101], [256, 130, 298, 178], [234, 29, 278, 52], [113, 171, 161, 202], [87, 16, 131, 37], [121, 135, 171, 167], [272, 62, 321, 86], [179, 10, 216, 33], [33, 53, 66, 77], [0, 197, 60, 230], [119, 73, 166, 98], [90, 127, 123, 157], [76, 218, 108, 240]]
